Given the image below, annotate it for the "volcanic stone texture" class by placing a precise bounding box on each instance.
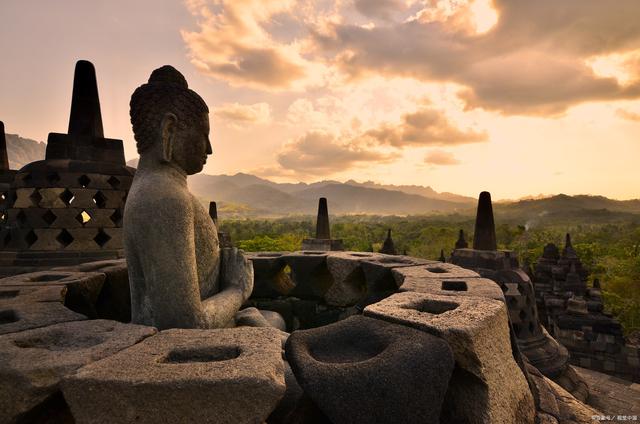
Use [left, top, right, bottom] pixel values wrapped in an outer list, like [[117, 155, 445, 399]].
[[52, 259, 131, 322], [285, 315, 454, 424], [365, 292, 535, 424], [392, 263, 505, 301], [0, 270, 106, 320], [62, 327, 286, 424], [0, 319, 156, 423]]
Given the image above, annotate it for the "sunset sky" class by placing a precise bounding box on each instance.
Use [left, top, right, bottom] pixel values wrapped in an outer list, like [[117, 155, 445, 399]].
[[1, 0, 639, 200]]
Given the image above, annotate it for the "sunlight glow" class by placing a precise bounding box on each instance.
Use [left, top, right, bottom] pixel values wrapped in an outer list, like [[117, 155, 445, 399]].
[[586, 50, 640, 86], [469, 0, 498, 34]]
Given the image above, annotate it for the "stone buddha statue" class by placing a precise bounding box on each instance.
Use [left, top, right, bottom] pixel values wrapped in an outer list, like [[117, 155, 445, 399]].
[[124, 66, 275, 330]]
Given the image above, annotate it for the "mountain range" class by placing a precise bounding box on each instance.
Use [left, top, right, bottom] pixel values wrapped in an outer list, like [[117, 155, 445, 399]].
[[4, 133, 46, 169], [3, 136, 639, 219]]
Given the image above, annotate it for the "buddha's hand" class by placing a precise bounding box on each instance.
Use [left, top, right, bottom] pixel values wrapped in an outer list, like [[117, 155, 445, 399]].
[[221, 247, 254, 302]]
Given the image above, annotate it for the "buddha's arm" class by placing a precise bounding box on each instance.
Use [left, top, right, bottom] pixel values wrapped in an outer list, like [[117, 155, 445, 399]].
[[135, 196, 206, 329], [201, 247, 254, 328]]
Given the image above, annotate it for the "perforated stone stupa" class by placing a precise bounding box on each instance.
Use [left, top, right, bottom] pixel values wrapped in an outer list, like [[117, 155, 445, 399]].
[[449, 192, 582, 397], [0, 61, 134, 277], [532, 236, 640, 382]]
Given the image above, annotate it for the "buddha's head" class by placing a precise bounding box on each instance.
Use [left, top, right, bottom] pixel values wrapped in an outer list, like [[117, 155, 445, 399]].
[[130, 66, 211, 175]]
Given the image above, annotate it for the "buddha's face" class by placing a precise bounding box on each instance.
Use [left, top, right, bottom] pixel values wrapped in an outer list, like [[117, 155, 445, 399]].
[[172, 112, 212, 175]]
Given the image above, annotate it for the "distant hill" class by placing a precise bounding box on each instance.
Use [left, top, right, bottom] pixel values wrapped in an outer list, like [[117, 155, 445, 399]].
[[343, 180, 475, 203], [493, 194, 640, 225], [10, 150, 640, 220], [186, 172, 471, 216], [5, 133, 46, 170]]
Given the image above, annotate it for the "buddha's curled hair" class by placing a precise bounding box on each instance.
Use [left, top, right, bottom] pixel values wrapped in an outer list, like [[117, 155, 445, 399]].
[[130, 65, 209, 154]]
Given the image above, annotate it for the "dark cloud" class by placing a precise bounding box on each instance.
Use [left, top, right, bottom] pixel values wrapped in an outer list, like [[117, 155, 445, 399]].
[[353, 0, 407, 21], [365, 108, 488, 147], [316, 0, 640, 115], [277, 131, 399, 174]]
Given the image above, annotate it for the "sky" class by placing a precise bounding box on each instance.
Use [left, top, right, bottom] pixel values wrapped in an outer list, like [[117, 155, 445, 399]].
[[0, 0, 639, 200]]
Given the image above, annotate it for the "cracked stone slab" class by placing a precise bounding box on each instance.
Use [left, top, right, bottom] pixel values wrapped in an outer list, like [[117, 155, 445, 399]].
[[364, 292, 535, 424], [396, 273, 504, 301], [323, 252, 388, 307], [0, 319, 156, 423], [0, 271, 106, 318], [0, 301, 87, 335], [53, 260, 132, 323], [0, 285, 68, 304], [62, 327, 286, 424]]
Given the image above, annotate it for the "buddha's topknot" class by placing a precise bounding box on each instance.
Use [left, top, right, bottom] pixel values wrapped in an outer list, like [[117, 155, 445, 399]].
[[130, 65, 208, 154], [147, 65, 188, 88]]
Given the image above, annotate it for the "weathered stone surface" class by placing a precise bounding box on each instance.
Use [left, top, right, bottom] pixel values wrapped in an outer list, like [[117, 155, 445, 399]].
[[0, 270, 105, 318], [246, 252, 294, 297], [284, 252, 335, 299], [0, 301, 87, 335], [356, 254, 434, 308], [365, 292, 535, 424], [527, 362, 600, 424], [235, 306, 287, 331], [397, 275, 505, 301], [285, 315, 454, 424], [62, 327, 286, 424], [393, 262, 480, 280], [267, 361, 305, 424], [0, 319, 156, 423], [0, 284, 67, 304], [324, 252, 382, 306], [392, 262, 503, 301], [53, 259, 131, 322]]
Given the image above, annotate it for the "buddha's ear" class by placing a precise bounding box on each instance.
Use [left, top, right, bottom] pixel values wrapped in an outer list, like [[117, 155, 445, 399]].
[[160, 112, 178, 163]]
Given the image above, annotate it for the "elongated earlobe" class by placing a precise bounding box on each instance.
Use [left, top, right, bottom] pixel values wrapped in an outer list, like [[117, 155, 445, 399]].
[[161, 113, 177, 163]]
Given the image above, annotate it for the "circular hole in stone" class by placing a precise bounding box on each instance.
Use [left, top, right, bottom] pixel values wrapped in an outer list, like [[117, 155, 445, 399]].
[[349, 253, 372, 257], [426, 266, 448, 273], [411, 299, 458, 315], [163, 346, 241, 364], [0, 309, 18, 325], [310, 333, 387, 364], [441, 280, 468, 292], [29, 273, 70, 282], [13, 330, 107, 351], [301, 251, 324, 255]]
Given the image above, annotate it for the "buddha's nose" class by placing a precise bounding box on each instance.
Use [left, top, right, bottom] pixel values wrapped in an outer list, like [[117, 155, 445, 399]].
[[206, 138, 213, 155]]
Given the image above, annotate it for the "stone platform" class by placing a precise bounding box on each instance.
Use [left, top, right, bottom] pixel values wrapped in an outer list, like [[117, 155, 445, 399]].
[[0, 252, 601, 423]]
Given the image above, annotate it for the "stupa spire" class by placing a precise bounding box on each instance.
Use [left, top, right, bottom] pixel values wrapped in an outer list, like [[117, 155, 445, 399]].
[[379, 229, 397, 255], [209, 201, 218, 226], [472, 191, 497, 251], [562, 233, 578, 259], [68, 60, 104, 138], [455, 229, 468, 249], [315, 197, 330, 239], [0, 121, 8, 171]]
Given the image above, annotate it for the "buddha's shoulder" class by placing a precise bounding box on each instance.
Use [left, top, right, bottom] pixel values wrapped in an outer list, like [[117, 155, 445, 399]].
[[127, 176, 193, 211]]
